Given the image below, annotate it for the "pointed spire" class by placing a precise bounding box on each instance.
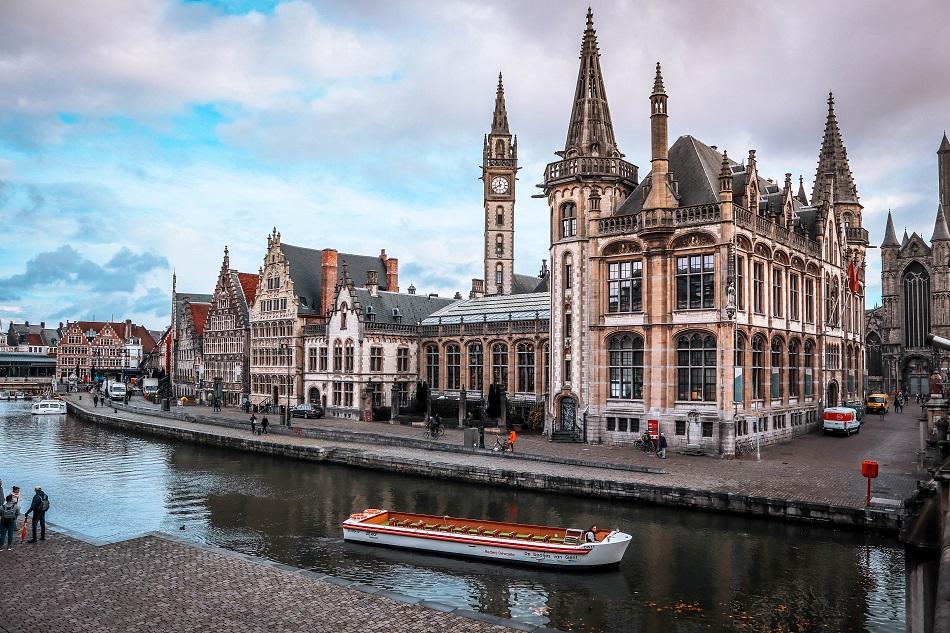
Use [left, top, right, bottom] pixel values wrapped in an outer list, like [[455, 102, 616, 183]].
[[902, 228, 909, 247], [796, 175, 809, 205], [940, 131, 950, 211], [940, 131, 950, 153], [652, 62, 666, 96], [811, 92, 859, 206], [491, 72, 509, 134], [932, 204, 950, 241], [561, 8, 620, 158], [882, 210, 899, 247], [719, 151, 731, 192]]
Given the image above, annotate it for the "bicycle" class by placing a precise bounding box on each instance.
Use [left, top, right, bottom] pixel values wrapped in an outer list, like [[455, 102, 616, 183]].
[[633, 436, 655, 453], [734, 437, 754, 458], [424, 421, 444, 439], [492, 437, 511, 452]]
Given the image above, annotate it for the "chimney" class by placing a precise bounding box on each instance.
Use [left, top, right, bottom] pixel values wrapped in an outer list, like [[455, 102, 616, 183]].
[[40, 321, 45, 329], [385, 257, 399, 293], [454, 292, 463, 299], [366, 270, 379, 297], [470, 278, 485, 299], [126, 318, 132, 338], [25, 320, 29, 326], [321, 249, 338, 316]]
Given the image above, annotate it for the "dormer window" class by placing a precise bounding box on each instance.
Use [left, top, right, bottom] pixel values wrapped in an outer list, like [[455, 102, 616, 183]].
[[392, 308, 402, 323], [365, 306, 375, 322]]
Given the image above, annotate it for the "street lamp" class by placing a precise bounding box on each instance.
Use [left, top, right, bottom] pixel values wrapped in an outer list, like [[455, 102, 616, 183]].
[[280, 341, 291, 426]]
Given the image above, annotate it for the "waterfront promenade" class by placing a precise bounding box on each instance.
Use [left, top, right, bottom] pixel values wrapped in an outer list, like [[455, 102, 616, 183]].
[[0, 531, 530, 633], [66, 395, 931, 530]]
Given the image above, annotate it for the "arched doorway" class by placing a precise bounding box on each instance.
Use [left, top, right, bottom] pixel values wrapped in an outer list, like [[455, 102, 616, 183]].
[[826, 381, 839, 407], [272, 384, 279, 406], [557, 396, 576, 432], [904, 356, 930, 395], [308, 387, 320, 404]]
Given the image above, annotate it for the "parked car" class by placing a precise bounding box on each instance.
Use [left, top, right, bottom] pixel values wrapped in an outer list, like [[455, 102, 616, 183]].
[[291, 403, 325, 419], [865, 393, 889, 414], [823, 406, 860, 436]]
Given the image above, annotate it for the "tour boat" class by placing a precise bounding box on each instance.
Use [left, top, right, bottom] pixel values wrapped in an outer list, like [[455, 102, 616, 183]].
[[342, 509, 631, 568], [31, 399, 67, 415]]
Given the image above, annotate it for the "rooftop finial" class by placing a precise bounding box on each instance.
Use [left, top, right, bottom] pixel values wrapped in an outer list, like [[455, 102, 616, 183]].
[[652, 62, 666, 95], [586, 6, 593, 29], [491, 71, 509, 134]]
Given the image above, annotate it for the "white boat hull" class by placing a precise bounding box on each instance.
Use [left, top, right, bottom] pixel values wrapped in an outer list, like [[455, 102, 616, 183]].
[[343, 521, 631, 568], [31, 400, 67, 415]]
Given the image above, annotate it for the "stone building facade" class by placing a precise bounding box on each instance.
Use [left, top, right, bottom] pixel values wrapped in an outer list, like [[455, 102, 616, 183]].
[[543, 11, 867, 453], [866, 133, 950, 395], [174, 299, 210, 398], [202, 247, 259, 406], [56, 320, 155, 382], [303, 271, 454, 418], [248, 228, 397, 409]]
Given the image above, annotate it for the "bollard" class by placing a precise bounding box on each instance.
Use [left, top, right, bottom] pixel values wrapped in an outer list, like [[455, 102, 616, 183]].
[[861, 460, 879, 506]]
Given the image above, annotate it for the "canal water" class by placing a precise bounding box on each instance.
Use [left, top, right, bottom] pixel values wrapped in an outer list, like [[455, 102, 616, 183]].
[[1, 402, 913, 632]]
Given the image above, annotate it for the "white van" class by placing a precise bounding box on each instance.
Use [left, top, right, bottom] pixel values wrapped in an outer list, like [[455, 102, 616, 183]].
[[106, 381, 127, 401], [823, 407, 860, 436]]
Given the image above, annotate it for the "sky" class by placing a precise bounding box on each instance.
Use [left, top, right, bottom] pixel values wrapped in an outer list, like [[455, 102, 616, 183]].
[[0, 0, 948, 329]]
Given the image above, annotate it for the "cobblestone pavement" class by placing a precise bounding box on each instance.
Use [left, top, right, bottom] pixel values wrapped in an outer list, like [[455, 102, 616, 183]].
[[71, 395, 932, 511], [0, 532, 527, 633]]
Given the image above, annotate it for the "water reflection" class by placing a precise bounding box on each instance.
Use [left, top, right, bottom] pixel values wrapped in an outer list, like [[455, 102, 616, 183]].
[[0, 402, 912, 632]]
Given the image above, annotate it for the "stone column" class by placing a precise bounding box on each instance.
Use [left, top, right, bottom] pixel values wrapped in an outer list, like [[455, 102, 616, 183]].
[[498, 388, 508, 430], [390, 383, 400, 423], [458, 388, 467, 426]]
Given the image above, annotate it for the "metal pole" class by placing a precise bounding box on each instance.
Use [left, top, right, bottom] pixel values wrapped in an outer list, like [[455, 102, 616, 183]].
[[756, 433, 761, 461], [286, 341, 291, 426]]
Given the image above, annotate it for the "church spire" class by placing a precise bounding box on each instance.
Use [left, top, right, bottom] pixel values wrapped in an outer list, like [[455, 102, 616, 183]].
[[811, 92, 859, 207], [491, 72, 509, 135], [560, 8, 620, 159], [796, 175, 809, 205], [882, 209, 899, 247], [939, 131, 950, 211], [932, 204, 950, 242]]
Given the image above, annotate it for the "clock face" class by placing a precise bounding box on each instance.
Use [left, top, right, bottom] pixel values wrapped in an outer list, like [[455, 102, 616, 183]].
[[491, 176, 510, 195]]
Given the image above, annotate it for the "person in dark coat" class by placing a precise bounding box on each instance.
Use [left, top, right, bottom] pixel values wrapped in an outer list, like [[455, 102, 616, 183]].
[[261, 416, 269, 435], [249, 414, 257, 435], [23, 486, 49, 543], [656, 433, 668, 459], [93, 394, 99, 408]]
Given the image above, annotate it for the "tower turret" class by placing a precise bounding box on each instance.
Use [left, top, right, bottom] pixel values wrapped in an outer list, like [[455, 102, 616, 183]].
[[482, 72, 517, 295], [643, 63, 678, 212], [938, 132, 950, 212]]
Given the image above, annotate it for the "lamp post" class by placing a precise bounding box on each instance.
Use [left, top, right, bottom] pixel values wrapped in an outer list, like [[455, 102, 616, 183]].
[[280, 341, 291, 425]]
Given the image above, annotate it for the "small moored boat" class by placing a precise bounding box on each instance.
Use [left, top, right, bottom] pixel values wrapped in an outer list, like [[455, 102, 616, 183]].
[[31, 399, 67, 415], [342, 509, 631, 568]]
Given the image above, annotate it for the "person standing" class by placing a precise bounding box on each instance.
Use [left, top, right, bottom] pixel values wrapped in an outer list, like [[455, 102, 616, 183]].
[[93, 393, 99, 408], [1, 494, 19, 550], [23, 486, 49, 543], [261, 416, 269, 435], [249, 414, 257, 435], [507, 428, 517, 452], [656, 432, 668, 459]]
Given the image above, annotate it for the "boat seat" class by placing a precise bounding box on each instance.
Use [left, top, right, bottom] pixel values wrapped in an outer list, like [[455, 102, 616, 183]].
[[468, 528, 482, 534], [498, 531, 515, 538], [398, 520, 411, 527], [452, 526, 468, 533], [409, 521, 424, 528], [437, 525, 451, 531], [549, 536, 565, 544], [482, 530, 499, 537], [424, 523, 437, 530], [530, 535, 549, 542], [563, 537, 578, 544], [515, 533, 531, 540]]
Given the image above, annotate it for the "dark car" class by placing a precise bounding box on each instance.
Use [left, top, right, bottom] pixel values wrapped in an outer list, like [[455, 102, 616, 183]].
[[291, 403, 324, 419]]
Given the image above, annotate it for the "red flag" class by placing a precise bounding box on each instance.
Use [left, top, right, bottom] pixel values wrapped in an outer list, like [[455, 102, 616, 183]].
[[848, 262, 859, 293], [19, 518, 28, 543]]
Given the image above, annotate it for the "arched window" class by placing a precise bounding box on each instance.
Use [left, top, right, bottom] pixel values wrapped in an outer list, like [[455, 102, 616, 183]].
[[609, 334, 644, 399], [751, 335, 765, 400], [495, 139, 504, 158], [517, 343, 535, 393], [496, 234, 504, 256], [789, 339, 800, 397], [543, 342, 550, 391], [866, 332, 883, 376], [496, 206, 504, 226], [491, 343, 508, 387], [563, 255, 573, 290], [771, 338, 784, 400], [340, 303, 348, 329], [495, 263, 504, 286], [903, 262, 931, 348], [676, 333, 716, 401], [734, 335, 745, 404], [561, 202, 577, 238], [425, 344, 439, 389], [804, 340, 815, 397], [468, 343, 483, 391], [446, 344, 460, 390]]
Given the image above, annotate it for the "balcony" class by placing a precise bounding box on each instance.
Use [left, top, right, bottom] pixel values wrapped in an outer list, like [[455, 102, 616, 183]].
[[420, 319, 549, 338], [734, 206, 820, 258], [543, 157, 638, 186], [845, 226, 869, 245], [597, 203, 721, 236]]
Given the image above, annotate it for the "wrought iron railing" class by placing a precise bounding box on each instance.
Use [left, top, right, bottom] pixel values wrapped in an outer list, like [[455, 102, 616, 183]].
[[544, 157, 638, 184]]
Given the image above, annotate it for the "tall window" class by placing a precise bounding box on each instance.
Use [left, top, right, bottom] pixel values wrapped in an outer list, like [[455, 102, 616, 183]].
[[903, 262, 931, 348], [446, 344, 461, 390], [308, 347, 318, 371], [751, 336, 765, 400], [825, 277, 840, 327], [564, 313, 572, 339], [340, 305, 347, 329], [344, 383, 354, 407], [491, 343, 508, 387], [676, 333, 716, 401], [564, 257, 573, 290], [516, 343, 535, 393], [608, 261, 643, 312], [495, 234, 504, 255], [804, 277, 814, 322], [543, 343, 550, 392], [495, 264, 503, 286], [609, 334, 644, 399], [736, 255, 746, 311], [396, 347, 409, 373], [866, 332, 883, 376], [753, 262, 765, 313], [333, 341, 342, 372], [804, 340, 814, 397], [772, 269, 783, 317], [496, 207, 504, 226], [771, 338, 784, 400], [370, 346, 383, 372], [332, 381, 342, 406], [676, 255, 715, 309], [468, 343, 483, 391], [789, 339, 800, 397], [344, 342, 354, 372], [789, 273, 800, 320], [733, 335, 745, 403], [561, 202, 577, 238], [425, 344, 439, 388]]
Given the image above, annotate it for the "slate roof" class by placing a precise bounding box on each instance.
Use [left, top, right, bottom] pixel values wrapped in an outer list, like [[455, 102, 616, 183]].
[[7, 322, 60, 347], [355, 289, 455, 325], [882, 210, 900, 247], [512, 273, 549, 294], [421, 292, 550, 325], [931, 205, 950, 241], [279, 243, 389, 316]]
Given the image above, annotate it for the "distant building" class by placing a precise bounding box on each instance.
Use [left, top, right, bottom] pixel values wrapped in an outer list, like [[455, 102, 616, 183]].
[[5, 320, 61, 356], [56, 320, 155, 382], [867, 133, 950, 395], [169, 271, 213, 396], [174, 299, 210, 399]]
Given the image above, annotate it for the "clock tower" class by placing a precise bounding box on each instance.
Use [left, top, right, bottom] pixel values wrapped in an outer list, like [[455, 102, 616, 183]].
[[482, 72, 517, 295]]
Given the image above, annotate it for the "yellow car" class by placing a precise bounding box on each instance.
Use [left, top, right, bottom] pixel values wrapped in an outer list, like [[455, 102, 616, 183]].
[[865, 393, 889, 414]]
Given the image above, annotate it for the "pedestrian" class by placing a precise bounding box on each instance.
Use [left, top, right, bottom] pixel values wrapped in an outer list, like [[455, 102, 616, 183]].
[[507, 428, 517, 452], [23, 486, 49, 543], [1, 494, 19, 550], [878, 406, 885, 420], [261, 416, 269, 435], [249, 413, 257, 435], [656, 432, 668, 459], [93, 394, 99, 408]]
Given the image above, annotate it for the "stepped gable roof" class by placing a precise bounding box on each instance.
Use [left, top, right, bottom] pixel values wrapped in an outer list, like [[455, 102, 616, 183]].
[[616, 135, 731, 216], [188, 302, 210, 336], [279, 243, 388, 315], [421, 292, 550, 325], [354, 289, 455, 325], [512, 273, 549, 294]]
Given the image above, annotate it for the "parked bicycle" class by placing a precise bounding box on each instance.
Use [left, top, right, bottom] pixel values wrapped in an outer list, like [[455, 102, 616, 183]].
[[633, 434, 655, 453], [735, 437, 754, 458], [493, 437, 511, 452], [424, 418, 444, 439]]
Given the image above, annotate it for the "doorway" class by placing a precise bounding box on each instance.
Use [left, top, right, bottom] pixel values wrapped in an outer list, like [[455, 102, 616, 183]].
[[309, 387, 320, 404], [826, 381, 838, 407], [557, 397, 576, 432]]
